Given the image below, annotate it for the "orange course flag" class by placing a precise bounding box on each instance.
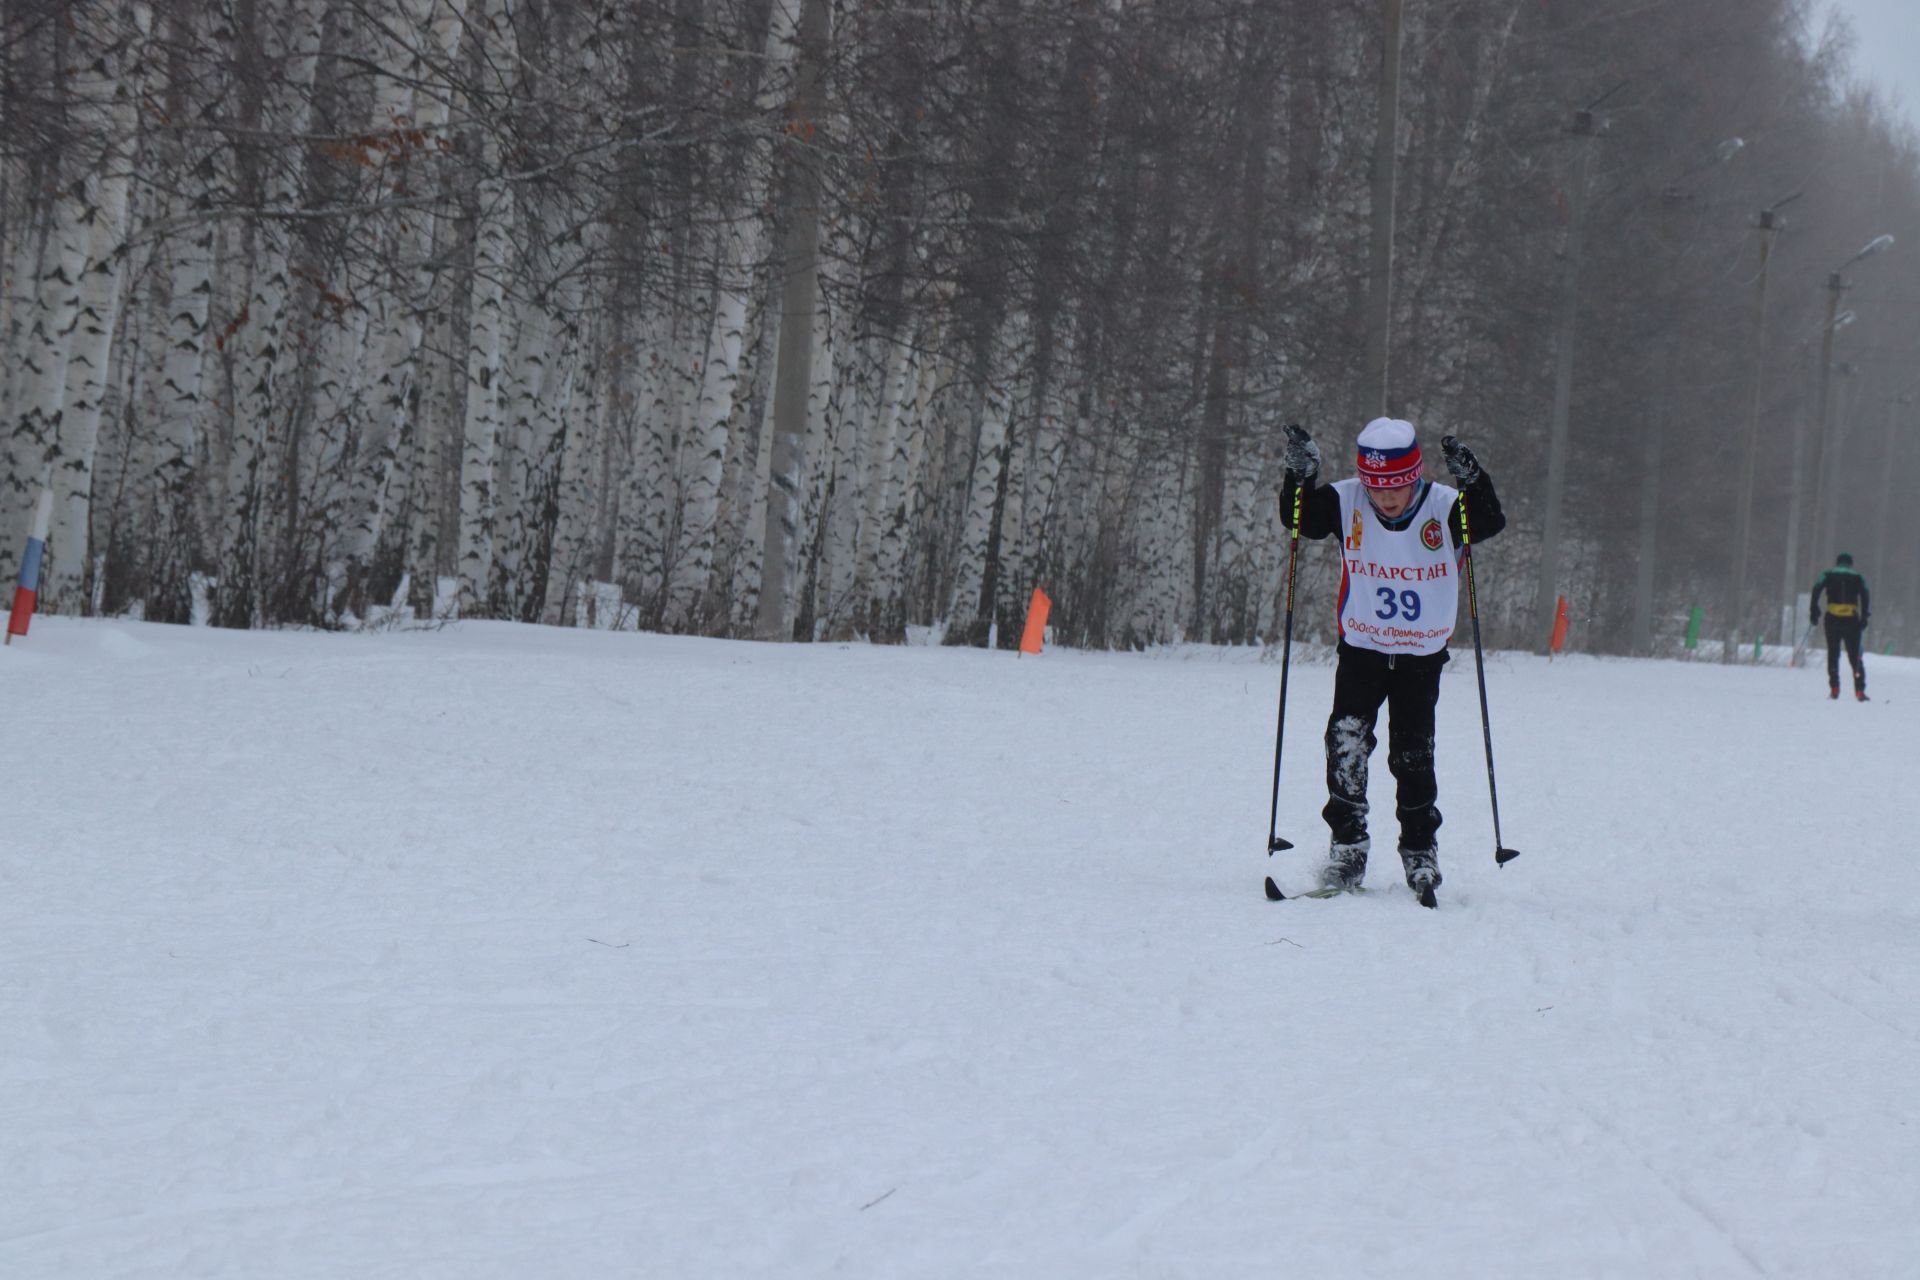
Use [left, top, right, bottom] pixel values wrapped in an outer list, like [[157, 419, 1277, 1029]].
[[1019, 587, 1052, 655], [1550, 594, 1570, 654]]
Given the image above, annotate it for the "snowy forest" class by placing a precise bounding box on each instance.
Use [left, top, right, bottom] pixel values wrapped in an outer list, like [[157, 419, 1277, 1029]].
[[2, 0, 1918, 654]]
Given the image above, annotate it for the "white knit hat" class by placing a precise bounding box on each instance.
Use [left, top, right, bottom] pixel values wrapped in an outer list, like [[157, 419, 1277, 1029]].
[[1354, 418, 1422, 489]]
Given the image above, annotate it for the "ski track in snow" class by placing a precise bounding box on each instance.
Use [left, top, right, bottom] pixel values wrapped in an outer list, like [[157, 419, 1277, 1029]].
[[3, 618, 1918, 1278]]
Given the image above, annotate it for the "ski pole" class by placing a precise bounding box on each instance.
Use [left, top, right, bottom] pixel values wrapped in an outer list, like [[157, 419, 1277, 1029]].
[[1263, 478, 1303, 897], [1458, 498, 1520, 867]]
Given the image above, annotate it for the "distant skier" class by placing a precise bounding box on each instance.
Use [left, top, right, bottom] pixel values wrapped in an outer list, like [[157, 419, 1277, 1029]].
[[1278, 418, 1506, 900], [1809, 552, 1870, 701]]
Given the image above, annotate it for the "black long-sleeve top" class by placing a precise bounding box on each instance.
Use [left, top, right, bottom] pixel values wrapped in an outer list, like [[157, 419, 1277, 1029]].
[[1810, 564, 1869, 622], [1278, 468, 1507, 545]]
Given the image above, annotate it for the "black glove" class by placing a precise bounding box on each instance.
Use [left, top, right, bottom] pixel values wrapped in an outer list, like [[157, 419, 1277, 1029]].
[[1863, 613, 1870, 630], [1440, 435, 1481, 486], [1282, 423, 1319, 483], [1809, 608, 1820, 626]]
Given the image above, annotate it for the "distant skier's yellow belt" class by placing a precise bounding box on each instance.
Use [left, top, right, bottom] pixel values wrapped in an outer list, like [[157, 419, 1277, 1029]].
[[1826, 603, 1858, 617]]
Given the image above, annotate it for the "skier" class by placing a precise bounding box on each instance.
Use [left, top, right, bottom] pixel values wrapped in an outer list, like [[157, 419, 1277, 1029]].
[[1278, 418, 1507, 901], [1809, 552, 1870, 701]]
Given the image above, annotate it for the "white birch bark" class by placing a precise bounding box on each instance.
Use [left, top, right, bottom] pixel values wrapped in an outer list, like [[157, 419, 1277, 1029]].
[[454, 173, 510, 615], [707, 270, 774, 625], [41, 2, 151, 615], [487, 298, 547, 612], [662, 218, 761, 630], [847, 334, 916, 629], [818, 330, 890, 638], [337, 0, 468, 616], [539, 311, 607, 626], [946, 314, 1027, 639], [452, 0, 517, 616], [792, 271, 844, 637], [1016, 358, 1070, 602], [614, 309, 680, 616], [754, 0, 829, 640], [729, 309, 780, 634], [143, 14, 225, 622], [0, 219, 50, 492], [405, 270, 459, 617], [215, 0, 326, 627], [0, 213, 80, 580], [868, 340, 940, 636]]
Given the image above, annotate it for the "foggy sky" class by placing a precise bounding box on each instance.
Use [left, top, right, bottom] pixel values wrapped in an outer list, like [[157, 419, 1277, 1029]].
[[1824, 0, 1920, 132]]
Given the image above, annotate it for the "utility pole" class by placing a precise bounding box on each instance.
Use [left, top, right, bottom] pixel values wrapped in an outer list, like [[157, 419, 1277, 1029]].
[[1787, 234, 1893, 632], [1531, 106, 1602, 654], [1774, 282, 1835, 640], [1360, 0, 1404, 422], [1783, 282, 1841, 639], [1812, 362, 1861, 570], [1726, 202, 1783, 660]]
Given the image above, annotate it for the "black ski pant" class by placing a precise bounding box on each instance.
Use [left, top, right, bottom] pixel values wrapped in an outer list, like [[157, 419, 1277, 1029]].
[[1825, 615, 1865, 692], [1323, 642, 1445, 853]]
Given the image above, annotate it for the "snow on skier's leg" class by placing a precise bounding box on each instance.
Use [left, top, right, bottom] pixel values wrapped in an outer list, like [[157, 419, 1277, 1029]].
[[1319, 647, 1395, 887], [1321, 653, 1385, 884], [1385, 660, 1443, 891], [1324, 713, 1375, 833], [1320, 711, 1372, 887]]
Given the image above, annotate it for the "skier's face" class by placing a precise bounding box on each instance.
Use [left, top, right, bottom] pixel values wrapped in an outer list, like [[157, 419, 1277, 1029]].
[[1366, 483, 1417, 519]]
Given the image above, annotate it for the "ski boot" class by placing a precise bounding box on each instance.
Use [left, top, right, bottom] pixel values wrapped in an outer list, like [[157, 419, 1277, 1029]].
[[1829, 683, 1840, 700], [1319, 840, 1368, 892], [1857, 688, 1870, 702], [1400, 847, 1441, 909]]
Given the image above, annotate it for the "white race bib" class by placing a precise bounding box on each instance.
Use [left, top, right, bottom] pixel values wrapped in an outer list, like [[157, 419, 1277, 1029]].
[[1331, 478, 1462, 655]]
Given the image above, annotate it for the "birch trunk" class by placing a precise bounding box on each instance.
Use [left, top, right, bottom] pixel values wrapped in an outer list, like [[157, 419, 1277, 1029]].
[[869, 341, 939, 640], [945, 312, 1028, 645], [615, 310, 680, 619], [338, 0, 468, 618], [661, 222, 755, 629], [847, 334, 917, 635], [451, 0, 518, 615], [454, 168, 510, 617], [819, 330, 890, 639], [40, 3, 150, 615], [405, 267, 460, 618], [0, 211, 81, 585], [754, 0, 830, 640], [488, 298, 548, 614], [539, 311, 607, 626], [214, 0, 326, 628]]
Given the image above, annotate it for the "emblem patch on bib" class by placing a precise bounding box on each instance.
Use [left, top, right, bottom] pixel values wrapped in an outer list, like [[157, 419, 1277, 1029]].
[[1420, 518, 1444, 551]]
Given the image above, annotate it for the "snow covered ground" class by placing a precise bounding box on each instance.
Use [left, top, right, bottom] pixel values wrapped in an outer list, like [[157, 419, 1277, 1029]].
[[4, 618, 1917, 1278]]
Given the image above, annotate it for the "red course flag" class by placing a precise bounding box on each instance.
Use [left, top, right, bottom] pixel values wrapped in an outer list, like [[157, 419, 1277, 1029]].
[[1549, 594, 1570, 655], [6, 485, 52, 645], [1019, 587, 1052, 656]]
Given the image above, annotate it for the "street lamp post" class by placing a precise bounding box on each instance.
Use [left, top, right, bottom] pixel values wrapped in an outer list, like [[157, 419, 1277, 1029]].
[[1783, 234, 1892, 638], [1812, 360, 1863, 568], [1724, 192, 1793, 662], [1812, 358, 1858, 564]]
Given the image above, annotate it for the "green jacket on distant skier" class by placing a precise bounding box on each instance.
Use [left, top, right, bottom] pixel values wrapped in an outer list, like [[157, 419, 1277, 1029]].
[[1809, 557, 1869, 626]]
